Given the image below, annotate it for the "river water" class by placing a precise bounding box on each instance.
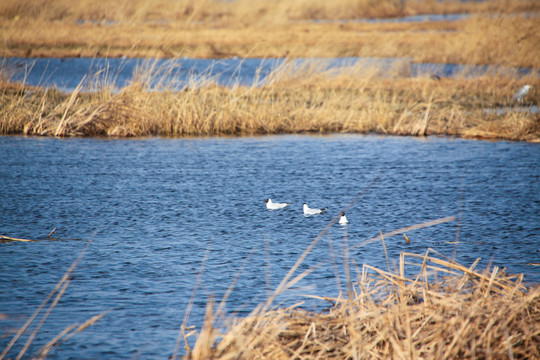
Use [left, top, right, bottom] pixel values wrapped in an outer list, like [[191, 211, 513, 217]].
[[1, 134, 539, 358], [3, 57, 534, 93]]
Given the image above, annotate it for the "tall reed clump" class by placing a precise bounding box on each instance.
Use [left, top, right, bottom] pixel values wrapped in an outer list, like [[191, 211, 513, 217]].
[[1, 59, 539, 140], [183, 249, 540, 359]]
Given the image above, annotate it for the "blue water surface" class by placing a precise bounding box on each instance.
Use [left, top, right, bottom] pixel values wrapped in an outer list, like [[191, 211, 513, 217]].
[[0, 134, 539, 359], [3, 57, 535, 93]]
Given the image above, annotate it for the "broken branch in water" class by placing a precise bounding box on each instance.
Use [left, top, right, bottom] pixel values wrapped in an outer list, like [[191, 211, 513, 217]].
[[0, 235, 35, 242]]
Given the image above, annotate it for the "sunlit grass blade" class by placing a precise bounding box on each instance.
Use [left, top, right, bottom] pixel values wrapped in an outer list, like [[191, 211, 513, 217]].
[[0, 241, 91, 360]]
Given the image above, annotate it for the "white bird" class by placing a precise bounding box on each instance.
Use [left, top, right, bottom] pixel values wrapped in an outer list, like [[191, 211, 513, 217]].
[[264, 198, 290, 210], [339, 211, 348, 225], [303, 203, 328, 215], [512, 85, 530, 102]]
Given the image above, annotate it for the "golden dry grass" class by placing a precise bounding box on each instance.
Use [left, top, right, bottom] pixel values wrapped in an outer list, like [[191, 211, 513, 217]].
[[2, 0, 537, 24], [1, 0, 540, 67], [184, 250, 540, 359], [1, 60, 539, 141]]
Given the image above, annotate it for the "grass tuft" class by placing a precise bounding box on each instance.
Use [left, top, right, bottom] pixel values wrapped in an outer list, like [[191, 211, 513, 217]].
[[1, 59, 539, 141], [184, 249, 540, 359]]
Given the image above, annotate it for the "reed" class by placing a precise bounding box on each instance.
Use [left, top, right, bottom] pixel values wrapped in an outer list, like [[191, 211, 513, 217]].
[[183, 249, 540, 359], [1, 59, 539, 141]]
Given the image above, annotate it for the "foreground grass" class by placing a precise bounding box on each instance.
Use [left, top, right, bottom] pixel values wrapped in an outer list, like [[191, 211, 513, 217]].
[[1, 1, 540, 68], [1, 61, 539, 141], [183, 250, 540, 359]]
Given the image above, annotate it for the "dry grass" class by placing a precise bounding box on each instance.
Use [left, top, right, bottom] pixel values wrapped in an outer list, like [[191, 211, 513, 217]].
[[2, 0, 538, 24], [183, 249, 540, 359], [1, 60, 539, 141], [450, 15, 540, 68], [1, 1, 540, 67]]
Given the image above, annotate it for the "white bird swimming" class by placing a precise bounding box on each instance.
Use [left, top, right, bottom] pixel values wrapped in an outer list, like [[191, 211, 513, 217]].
[[303, 203, 328, 215], [512, 85, 530, 102], [264, 198, 290, 210], [339, 211, 348, 225]]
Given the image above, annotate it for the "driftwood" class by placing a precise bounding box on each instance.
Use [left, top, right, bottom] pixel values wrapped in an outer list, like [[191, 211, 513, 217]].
[[0, 235, 35, 242]]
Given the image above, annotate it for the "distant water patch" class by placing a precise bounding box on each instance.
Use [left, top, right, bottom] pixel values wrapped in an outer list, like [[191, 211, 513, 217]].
[[3, 56, 538, 93]]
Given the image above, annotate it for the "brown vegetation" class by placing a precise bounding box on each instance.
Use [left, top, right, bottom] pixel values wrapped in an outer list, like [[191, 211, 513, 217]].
[[183, 249, 540, 359], [1, 61, 539, 141], [2, 0, 537, 24], [1, 0, 540, 67]]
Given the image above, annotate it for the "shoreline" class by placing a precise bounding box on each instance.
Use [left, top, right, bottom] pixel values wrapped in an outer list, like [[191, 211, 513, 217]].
[[1, 129, 539, 143]]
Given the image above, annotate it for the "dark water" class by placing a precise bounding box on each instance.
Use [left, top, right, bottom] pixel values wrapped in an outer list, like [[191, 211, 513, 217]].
[[3, 57, 534, 93], [1, 135, 539, 359]]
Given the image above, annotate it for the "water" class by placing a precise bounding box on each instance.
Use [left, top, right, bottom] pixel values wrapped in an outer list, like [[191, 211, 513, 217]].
[[314, 13, 471, 24], [2, 57, 283, 92], [1, 134, 539, 359], [313, 11, 540, 24], [3, 57, 535, 93]]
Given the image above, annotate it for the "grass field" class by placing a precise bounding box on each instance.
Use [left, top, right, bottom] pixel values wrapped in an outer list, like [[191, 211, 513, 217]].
[[1, 0, 540, 67], [176, 212, 540, 360]]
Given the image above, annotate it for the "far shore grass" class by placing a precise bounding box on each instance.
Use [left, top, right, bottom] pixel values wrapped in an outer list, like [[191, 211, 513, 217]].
[[1, 0, 540, 68], [2, 15, 540, 68]]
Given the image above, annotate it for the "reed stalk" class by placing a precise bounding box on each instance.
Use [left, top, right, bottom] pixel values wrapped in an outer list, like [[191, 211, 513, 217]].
[[0, 242, 105, 360], [184, 247, 539, 359]]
